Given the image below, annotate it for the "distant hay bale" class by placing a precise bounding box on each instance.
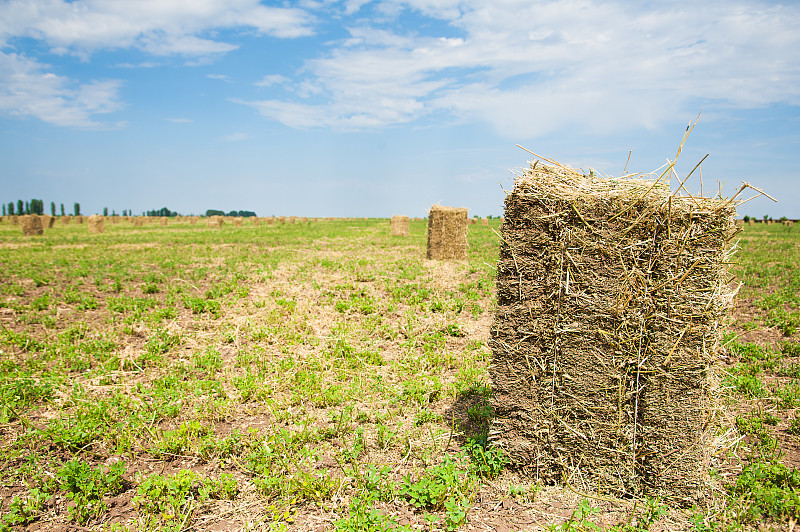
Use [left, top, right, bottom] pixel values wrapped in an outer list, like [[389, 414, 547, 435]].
[[189, 217, 198, 225], [133, 218, 144, 227], [207, 216, 223, 228], [87, 215, 105, 234], [61, 216, 71, 225], [748, 219, 755, 226], [21, 215, 44, 236], [74, 215, 84, 224], [278, 216, 286, 224], [40, 215, 55, 228], [233, 217, 243, 227], [10, 215, 19, 225], [469, 217, 477, 225], [289, 216, 297, 224], [490, 159, 738, 504], [481, 217, 489, 226], [160, 217, 168, 226], [300, 217, 308, 223], [390, 215, 410, 236], [266, 217, 275, 225], [426, 205, 468, 260], [252, 217, 260, 226]]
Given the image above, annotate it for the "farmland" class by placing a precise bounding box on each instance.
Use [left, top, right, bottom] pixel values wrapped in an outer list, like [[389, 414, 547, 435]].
[[1, 217, 799, 531]]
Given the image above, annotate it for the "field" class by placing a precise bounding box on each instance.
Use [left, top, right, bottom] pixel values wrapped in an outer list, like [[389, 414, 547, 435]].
[[0, 217, 799, 531]]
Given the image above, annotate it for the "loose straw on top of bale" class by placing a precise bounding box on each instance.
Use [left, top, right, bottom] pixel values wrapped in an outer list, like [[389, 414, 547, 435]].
[[426, 205, 468, 260], [489, 132, 775, 504]]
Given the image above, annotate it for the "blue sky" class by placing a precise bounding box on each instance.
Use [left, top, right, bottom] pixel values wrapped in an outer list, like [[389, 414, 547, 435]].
[[1, 0, 798, 218]]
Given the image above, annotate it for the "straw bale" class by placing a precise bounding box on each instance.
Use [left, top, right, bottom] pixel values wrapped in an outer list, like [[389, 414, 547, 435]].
[[390, 215, 410, 237], [278, 216, 286, 224], [87, 215, 105, 234], [160, 217, 168, 226], [133, 218, 144, 227], [40, 215, 55, 228], [207, 216, 223, 228], [426, 205, 468, 260], [61, 216, 71, 225], [300, 217, 309, 223], [481, 218, 489, 226], [469, 217, 477, 225], [75, 215, 84, 224], [21, 215, 44, 236], [190, 217, 198, 225], [489, 160, 738, 504], [10, 215, 19, 225], [233, 217, 243, 227], [252, 217, 260, 226]]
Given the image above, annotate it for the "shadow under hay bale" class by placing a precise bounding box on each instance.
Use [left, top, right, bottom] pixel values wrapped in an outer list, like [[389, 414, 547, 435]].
[[87, 215, 105, 234], [489, 159, 739, 505], [390, 215, 410, 236], [426, 205, 468, 260], [21, 215, 44, 235]]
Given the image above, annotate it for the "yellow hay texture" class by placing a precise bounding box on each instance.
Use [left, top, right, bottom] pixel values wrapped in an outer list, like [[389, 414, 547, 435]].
[[489, 158, 741, 504], [481, 218, 489, 226], [61, 216, 71, 225], [390, 215, 410, 237], [87, 215, 105, 234], [426, 205, 468, 260], [10, 215, 19, 225], [133, 218, 144, 227], [21, 215, 44, 236], [160, 217, 168, 226], [207, 216, 223, 228], [233, 217, 243, 227], [74, 216, 84, 224]]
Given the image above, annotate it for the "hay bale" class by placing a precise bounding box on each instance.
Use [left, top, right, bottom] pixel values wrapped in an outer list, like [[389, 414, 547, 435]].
[[10, 215, 19, 225], [481, 218, 489, 226], [40, 215, 55, 228], [233, 217, 243, 227], [489, 160, 738, 504], [252, 217, 260, 226], [133, 218, 144, 227], [278, 216, 286, 224], [189, 217, 198, 225], [87, 215, 105, 234], [426, 206, 468, 260], [20, 215, 44, 235], [207, 216, 223, 228], [74, 215, 84, 224], [61, 216, 71, 225], [390, 215, 410, 236], [160, 217, 168, 226]]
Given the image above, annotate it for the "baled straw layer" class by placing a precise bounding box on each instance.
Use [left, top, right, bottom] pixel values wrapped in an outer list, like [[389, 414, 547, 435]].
[[390, 215, 410, 236], [489, 160, 738, 504], [426, 206, 468, 260], [87, 215, 105, 234], [21, 215, 44, 235]]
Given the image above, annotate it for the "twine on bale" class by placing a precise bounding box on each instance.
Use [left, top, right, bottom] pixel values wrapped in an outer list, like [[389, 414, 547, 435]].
[[489, 141, 774, 504]]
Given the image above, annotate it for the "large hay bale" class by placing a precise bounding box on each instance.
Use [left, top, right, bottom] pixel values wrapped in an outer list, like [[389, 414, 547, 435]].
[[21, 215, 44, 235], [426, 206, 468, 260], [390, 215, 410, 236], [489, 160, 738, 504], [87, 215, 105, 234]]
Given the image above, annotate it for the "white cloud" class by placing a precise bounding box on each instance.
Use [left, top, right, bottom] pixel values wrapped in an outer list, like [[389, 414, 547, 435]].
[[0, 51, 124, 128], [219, 132, 252, 142], [236, 0, 800, 137], [254, 74, 290, 87], [0, 0, 315, 57], [207, 73, 233, 82], [165, 117, 192, 123]]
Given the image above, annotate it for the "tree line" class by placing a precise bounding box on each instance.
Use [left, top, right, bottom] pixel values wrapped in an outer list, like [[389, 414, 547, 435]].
[[3, 200, 257, 218]]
